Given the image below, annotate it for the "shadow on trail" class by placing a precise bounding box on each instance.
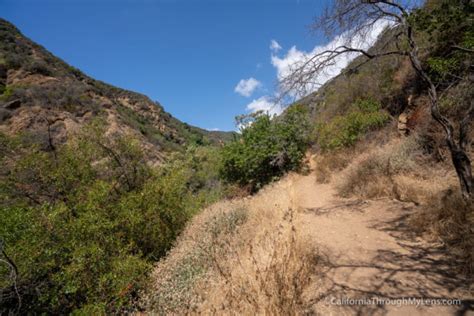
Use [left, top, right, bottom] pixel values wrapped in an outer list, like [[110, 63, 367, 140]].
[[309, 202, 473, 316]]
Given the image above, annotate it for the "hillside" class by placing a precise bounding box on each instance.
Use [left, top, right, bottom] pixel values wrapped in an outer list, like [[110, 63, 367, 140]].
[[1, 1, 472, 314], [0, 18, 232, 164]]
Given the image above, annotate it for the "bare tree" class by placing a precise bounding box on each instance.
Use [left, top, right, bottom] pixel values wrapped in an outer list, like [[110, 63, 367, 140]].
[[280, 0, 473, 199]]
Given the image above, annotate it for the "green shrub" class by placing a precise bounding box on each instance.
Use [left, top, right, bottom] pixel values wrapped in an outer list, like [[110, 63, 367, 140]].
[[0, 85, 13, 101], [26, 60, 52, 76], [0, 121, 224, 314], [316, 99, 390, 151], [220, 105, 312, 191]]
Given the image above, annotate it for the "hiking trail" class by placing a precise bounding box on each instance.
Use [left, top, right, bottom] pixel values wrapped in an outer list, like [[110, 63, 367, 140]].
[[253, 158, 471, 315]]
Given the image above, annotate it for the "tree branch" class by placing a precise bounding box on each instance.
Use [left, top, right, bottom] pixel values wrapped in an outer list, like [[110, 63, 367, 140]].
[[0, 239, 21, 312], [452, 45, 474, 53], [459, 100, 474, 151]]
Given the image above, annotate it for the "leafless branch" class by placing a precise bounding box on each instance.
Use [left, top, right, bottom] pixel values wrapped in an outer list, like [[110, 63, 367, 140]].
[[279, 44, 406, 97], [452, 45, 474, 53], [281, 0, 473, 198]]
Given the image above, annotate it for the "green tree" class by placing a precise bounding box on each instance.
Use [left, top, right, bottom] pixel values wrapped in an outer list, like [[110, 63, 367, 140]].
[[220, 105, 312, 191]]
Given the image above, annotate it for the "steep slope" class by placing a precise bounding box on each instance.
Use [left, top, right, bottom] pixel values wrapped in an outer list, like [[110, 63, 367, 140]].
[[0, 18, 231, 164]]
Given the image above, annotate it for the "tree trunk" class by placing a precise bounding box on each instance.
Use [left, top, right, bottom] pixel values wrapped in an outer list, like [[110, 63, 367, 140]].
[[406, 40, 473, 199], [450, 145, 473, 200]]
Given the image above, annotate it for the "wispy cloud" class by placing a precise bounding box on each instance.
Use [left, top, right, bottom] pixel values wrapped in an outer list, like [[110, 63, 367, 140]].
[[246, 96, 283, 116], [271, 20, 391, 97], [270, 39, 282, 53], [234, 77, 262, 97]]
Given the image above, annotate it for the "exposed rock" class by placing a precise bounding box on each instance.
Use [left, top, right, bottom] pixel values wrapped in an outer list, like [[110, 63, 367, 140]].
[[398, 112, 409, 136]]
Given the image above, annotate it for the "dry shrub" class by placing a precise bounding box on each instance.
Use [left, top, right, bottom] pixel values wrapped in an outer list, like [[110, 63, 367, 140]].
[[410, 188, 474, 275], [139, 204, 249, 314], [392, 58, 415, 88], [314, 125, 396, 184], [314, 148, 355, 183], [336, 137, 421, 199], [197, 208, 318, 315], [393, 174, 434, 204]]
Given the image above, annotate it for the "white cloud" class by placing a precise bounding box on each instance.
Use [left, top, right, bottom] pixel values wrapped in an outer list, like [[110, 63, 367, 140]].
[[271, 19, 392, 97], [246, 96, 284, 116], [234, 77, 262, 97], [270, 39, 282, 53], [207, 128, 220, 131]]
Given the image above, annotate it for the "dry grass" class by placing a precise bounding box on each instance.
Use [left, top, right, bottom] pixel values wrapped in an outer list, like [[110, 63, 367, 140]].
[[313, 126, 397, 184], [314, 148, 355, 183], [333, 136, 473, 275], [410, 188, 474, 276], [333, 135, 461, 205], [196, 208, 318, 315], [139, 203, 249, 314], [335, 137, 423, 199], [140, 176, 319, 315]]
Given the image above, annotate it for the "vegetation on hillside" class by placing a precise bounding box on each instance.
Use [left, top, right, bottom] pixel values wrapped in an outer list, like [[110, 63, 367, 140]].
[[0, 106, 310, 313], [316, 98, 390, 151], [0, 17, 314, 314], [282, 0, 473, 198], [1, 1, 473, 314], [0, 18, 232, 155], [0, 121, 227, 314]]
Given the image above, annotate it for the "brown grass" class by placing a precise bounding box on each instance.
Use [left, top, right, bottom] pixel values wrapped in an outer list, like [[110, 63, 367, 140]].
[[140, 176, 319, 315], [313, 126, 397, 184], [410, 188, 474, 276], [314, 148, 355, 183], [139, 202, 249, 314], [196, 208, 318, 315], [335, 137, 424, 199]]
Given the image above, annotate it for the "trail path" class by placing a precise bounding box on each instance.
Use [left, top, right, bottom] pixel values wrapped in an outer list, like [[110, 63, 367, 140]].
[[276, 162, 473, 315]]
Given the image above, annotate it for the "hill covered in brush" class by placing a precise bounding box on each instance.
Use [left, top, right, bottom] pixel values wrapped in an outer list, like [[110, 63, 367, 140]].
[[0, 18, 232, 165]]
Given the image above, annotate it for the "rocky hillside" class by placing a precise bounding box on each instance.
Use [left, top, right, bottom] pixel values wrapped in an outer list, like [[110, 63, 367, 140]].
[[0, 18, 231, 165]]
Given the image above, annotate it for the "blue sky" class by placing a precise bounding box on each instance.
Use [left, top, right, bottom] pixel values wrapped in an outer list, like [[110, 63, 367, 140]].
[[1, 0, 334, 131]]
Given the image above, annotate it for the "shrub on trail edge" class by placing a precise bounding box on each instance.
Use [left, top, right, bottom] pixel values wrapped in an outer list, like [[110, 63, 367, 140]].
[[220, 105, 312, 192]]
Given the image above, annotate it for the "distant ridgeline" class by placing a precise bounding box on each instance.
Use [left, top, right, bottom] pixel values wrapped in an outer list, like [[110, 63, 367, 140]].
[[0, 18, 233, 164]]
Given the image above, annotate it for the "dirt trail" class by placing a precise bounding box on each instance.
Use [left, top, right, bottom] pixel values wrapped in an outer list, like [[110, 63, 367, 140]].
[[277, 163, 473, 315], [145, 156, 472, 315]]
